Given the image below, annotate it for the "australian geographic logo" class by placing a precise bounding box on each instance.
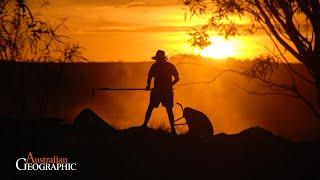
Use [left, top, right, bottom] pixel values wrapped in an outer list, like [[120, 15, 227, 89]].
[[16, 152, 76, 171]]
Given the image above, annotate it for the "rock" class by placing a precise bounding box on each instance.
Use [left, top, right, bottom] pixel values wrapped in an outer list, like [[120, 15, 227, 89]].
[[239, 127, 274, 137], [73, 108, 116, 134]]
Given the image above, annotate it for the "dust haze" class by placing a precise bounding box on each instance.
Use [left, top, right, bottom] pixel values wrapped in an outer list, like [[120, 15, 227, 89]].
[[1, 56, 319, 141]]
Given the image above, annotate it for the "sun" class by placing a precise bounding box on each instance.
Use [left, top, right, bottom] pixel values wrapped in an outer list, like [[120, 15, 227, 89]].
[[199, 36, 238, 60]]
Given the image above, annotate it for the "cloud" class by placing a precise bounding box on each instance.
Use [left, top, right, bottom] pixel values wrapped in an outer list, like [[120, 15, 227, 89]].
[[65, 0, 180, 7], [125, 1, 148, 8], [80, 25, 192, 33], [136, 26, 191, 32], [93, 16, 142, 27]]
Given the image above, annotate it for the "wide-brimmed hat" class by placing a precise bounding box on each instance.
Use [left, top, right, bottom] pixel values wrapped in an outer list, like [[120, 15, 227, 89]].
[[152, 50, 167, 60]]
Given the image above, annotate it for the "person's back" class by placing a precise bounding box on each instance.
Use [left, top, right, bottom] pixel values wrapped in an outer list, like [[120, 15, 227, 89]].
[[149, 60, 178, 91]]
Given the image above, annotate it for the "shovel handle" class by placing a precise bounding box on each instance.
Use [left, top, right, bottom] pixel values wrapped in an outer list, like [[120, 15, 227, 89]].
[[92, 87, 174, 96], [96, 88, 146, 91], [92, 88, 148, 96]]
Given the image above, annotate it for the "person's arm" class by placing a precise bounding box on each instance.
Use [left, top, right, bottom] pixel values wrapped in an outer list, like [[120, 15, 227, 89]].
[[172, 75, 180, 86], [145, 74, 152, 91], [146, 65, 154, 91], [171, 65, 180, 87]]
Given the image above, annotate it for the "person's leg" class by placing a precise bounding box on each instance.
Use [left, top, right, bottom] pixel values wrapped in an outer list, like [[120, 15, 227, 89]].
[[144, 90, 158, 127], [143, 105, 153, 127], [166, 107, 177, 135]]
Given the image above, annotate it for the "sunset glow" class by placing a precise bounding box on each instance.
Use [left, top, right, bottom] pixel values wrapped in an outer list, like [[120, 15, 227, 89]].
[[200, 37, 238, 59], [37, 1, 272, 61]]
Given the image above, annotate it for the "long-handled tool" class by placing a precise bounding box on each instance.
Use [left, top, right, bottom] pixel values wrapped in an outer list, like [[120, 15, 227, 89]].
[[92, 88, 147, 96]]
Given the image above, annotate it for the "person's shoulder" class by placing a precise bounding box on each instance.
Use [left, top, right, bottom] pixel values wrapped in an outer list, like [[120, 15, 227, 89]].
[[166, 61, 176, 67], [167, 62, 178, 71], [150, 62, 157, 68]]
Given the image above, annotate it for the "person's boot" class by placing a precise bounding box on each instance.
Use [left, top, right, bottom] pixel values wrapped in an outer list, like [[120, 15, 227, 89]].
[[171, 127, 177, 135], [142, 123, 148, 128]]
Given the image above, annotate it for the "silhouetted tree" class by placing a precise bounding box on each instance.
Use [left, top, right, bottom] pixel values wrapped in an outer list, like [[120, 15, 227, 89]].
[[183, 0, 320, 118], [0, 0, 86, 120]]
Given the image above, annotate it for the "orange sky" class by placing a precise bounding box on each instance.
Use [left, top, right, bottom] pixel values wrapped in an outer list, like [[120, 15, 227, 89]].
[[36, 0, 274, 61]]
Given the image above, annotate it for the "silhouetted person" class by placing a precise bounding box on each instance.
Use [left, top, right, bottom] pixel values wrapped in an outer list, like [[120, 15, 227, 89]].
[[143, 50, 180, 135]]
